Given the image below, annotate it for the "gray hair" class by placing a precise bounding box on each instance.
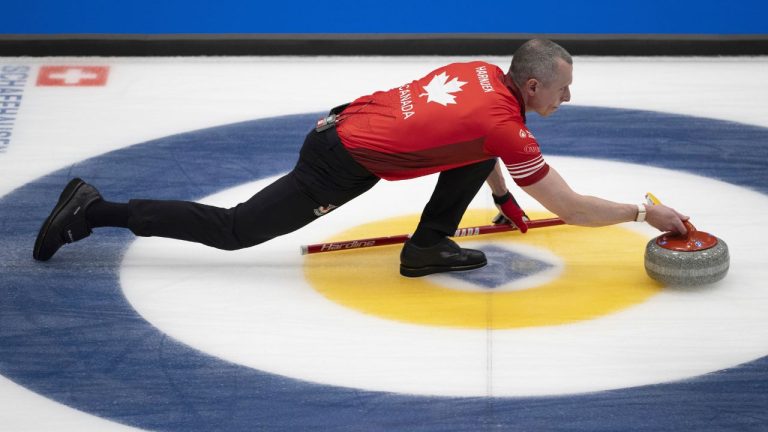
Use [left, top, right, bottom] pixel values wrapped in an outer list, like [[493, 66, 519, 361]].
[[509, 39, 572, 88]]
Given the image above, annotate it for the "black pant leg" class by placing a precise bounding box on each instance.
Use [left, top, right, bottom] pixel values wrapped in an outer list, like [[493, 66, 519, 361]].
[[127, 199, 242, 250], [127, 172, 321, 250], [231, 172, 336, 248], [412, 158, 496, 243], [125, 128, 379, 251]]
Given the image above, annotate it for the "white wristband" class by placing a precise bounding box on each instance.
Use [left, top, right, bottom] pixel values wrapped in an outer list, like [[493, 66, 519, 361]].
[[635, 204, 647, 222]]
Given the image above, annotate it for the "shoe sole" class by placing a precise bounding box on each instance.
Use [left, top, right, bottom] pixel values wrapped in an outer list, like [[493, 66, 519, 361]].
[[33, 178, 86, 261], [400, 260, 487, 278]]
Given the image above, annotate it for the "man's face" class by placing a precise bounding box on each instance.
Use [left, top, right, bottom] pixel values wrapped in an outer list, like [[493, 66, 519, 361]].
[[527, 59, 572, 117]]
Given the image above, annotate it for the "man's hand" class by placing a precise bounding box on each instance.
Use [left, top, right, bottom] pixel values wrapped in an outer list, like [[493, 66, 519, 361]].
[[645, 204, 689, 235], [492, 191, 529, 233]]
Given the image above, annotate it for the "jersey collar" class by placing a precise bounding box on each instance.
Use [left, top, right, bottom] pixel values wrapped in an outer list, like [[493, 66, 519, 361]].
[[503, 73, 527, 123]]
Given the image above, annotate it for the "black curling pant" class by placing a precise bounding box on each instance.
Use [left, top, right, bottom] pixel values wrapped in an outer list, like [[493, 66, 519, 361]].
[[414, 157, 496, 238], [125, 127, 496, 250], [127, 173, 324, 250]]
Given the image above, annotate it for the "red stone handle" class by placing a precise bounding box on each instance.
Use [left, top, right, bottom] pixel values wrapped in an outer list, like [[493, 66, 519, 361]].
[[656, 219, 718, 251]]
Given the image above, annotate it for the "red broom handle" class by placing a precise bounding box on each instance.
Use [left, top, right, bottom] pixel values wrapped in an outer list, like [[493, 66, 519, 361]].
[[300, 217, 565, 255]]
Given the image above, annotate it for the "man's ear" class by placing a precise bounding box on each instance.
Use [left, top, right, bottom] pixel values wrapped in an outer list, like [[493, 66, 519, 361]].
[[525, 78, 539, 96]]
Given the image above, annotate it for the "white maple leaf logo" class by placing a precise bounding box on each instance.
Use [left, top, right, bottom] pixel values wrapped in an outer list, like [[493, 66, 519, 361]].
[[419, 72, 467, 106]]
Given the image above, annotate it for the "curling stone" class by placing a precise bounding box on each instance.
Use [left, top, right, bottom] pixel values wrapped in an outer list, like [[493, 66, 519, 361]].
[[644, 220, 729, 286]]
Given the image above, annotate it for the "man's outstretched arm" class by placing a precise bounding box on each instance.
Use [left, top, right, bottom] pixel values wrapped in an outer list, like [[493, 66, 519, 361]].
[[522, 167, 689, 234]]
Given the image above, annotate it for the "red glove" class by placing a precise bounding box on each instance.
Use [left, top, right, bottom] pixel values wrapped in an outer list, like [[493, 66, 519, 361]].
[[492, 191, 529, 233]]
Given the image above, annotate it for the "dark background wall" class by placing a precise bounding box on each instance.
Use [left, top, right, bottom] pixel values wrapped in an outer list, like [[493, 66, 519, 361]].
[[2, 0, 767, 55]]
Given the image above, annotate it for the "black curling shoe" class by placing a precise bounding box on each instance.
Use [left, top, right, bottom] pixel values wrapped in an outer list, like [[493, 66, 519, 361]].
[[400, 237, 487, 277], [33, 178, 102, 261]]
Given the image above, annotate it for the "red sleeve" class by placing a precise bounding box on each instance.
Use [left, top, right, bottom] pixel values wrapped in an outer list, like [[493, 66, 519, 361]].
[[484, 123, 549, 187]]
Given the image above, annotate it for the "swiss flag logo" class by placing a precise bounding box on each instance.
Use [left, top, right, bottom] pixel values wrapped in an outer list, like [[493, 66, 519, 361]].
[[37, 66, 109, 87]]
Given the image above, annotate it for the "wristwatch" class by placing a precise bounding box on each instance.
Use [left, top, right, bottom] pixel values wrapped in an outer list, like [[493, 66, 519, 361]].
[[635, 204, 647, 222]]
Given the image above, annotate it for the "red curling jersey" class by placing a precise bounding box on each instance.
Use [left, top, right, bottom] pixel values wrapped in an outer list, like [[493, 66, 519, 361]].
[[335, 61, 549, 186]]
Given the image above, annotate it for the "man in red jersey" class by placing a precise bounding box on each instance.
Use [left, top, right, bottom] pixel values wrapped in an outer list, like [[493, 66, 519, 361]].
[[34, 39, 688, 277]]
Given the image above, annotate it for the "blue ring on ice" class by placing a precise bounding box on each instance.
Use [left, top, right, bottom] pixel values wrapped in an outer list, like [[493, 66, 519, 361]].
[[1, 107, 767, 431]]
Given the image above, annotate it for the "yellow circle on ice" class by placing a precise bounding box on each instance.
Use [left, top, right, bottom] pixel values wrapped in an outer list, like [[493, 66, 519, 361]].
[[304, 210, 661, 329]]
